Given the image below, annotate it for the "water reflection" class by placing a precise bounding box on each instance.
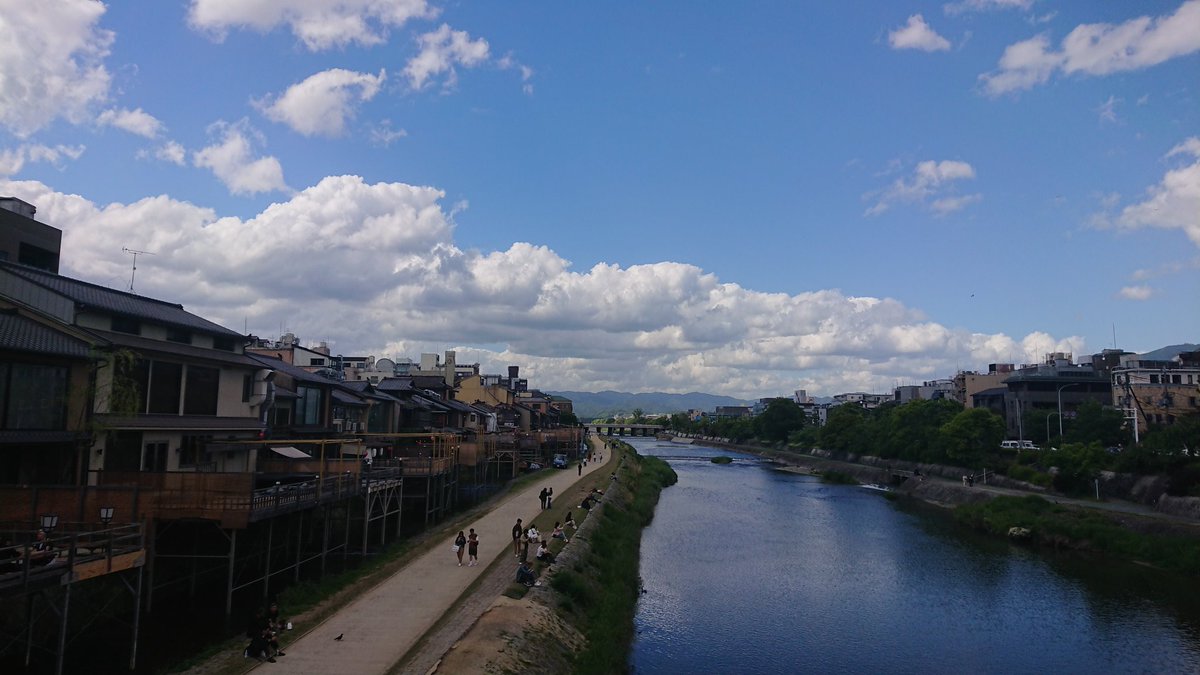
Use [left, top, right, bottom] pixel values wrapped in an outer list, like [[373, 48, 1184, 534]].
[[630, 439, 1200, 674]]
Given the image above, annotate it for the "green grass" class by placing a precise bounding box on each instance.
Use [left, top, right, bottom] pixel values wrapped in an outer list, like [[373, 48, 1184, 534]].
[[551, 441, 677, 675], [955, 495, 1200, 575]]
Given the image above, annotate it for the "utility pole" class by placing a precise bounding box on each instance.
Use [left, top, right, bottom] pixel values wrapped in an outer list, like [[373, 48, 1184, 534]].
[[122, 247, 155, 292]]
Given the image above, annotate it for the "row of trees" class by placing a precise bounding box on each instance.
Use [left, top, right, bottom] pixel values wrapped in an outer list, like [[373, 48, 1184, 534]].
[[665, 398, 1200, 493]]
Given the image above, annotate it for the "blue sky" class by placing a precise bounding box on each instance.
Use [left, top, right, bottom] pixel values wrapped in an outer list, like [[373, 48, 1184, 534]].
[[1, 0, 1197, 398]]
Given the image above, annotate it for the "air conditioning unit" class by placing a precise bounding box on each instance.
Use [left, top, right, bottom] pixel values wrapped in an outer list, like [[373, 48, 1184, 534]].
[[333, 419, 344, 432]]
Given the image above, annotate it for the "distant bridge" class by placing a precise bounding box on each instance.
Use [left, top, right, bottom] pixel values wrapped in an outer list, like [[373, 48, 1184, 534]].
[[587, 423, 664, 437]]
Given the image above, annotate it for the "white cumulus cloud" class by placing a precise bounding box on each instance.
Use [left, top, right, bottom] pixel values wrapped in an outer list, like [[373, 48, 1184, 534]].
[[404, 24, 491, 90], [97, 107, 164, 138], [0, 0, 113, 137], [0, 175, 1082, 398], [888, 15, 951, 52], [1115, 137, 1200, 248], [192, 120, 288, 196], [981, 1, 1200, 95], [187, 0, 437, 51], [260, 69, 386, 137]]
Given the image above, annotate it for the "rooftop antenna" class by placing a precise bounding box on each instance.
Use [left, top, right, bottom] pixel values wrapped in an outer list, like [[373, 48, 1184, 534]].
[[122, 247, 155, 292]]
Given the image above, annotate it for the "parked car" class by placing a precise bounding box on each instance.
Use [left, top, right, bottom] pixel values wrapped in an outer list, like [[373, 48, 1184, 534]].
[[552, 453, 568, 469]]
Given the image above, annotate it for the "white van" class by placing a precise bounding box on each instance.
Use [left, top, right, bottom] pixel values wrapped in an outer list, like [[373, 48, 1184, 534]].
[[1019, 441, 1039, 451], [1000, 441, 1020, 450]]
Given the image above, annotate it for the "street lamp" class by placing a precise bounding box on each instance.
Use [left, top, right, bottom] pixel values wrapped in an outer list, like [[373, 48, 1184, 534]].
[[1057, 383, 1081, 439], [40, 514, 59, 533], [99, 506, 115, 526]]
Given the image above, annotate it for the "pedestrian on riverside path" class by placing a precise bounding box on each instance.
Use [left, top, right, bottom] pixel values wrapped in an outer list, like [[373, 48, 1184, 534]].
[[512, 518, 523, 557], [578, 462, 582, 476], [454, 530, 466, 566], [546, 487, 553, 509], [467, 528, 479, 566], [539, 487, 549, 509]]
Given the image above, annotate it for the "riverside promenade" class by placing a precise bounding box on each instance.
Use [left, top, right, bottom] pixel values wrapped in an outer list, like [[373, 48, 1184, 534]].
[[256, 446, 613, 674]]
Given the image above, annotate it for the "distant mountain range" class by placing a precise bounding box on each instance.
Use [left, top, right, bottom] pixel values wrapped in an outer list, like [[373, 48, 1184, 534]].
[[547, 390, 751, 421], [1137, 344, 1198, 361]]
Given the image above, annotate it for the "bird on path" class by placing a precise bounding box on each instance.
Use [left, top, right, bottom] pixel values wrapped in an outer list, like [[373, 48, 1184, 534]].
[[335, 633, 344, 641]]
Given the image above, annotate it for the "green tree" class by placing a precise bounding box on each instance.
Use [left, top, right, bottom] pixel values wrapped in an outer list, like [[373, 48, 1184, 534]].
[[558, 411, 579, 426], [819, 404, 870, 454], [753, 399, 806, 443], [1062, 400, 1129, 447], [941, 407, 1006, 467], [632, 408, 645, 424]]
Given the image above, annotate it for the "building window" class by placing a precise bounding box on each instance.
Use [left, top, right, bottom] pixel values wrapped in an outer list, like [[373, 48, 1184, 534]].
[[18, 242, 58, 272], [143, 441, 168, 472], [166, 327, 191, 344], [1, 362, 69, 429], [183, 365, 220, 415], [179, 434, 210, 467], [310, 358, 326, 366], [273, 406, 291, 427], [147, 362, 183, 414], [242, 373, 253, 402], [295, 386, 322, 425], [112, 316, 141, 335], [212, 336, 236, 352]]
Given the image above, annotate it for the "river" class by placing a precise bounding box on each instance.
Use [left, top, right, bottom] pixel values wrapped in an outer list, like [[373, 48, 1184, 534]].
[[628, 438, 1200, 674]]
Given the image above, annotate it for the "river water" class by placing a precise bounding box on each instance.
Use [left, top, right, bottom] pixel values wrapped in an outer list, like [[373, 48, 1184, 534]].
[[628, 439, 1200, 674]]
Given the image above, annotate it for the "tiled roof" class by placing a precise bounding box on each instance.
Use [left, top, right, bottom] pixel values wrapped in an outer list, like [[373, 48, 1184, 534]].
[[247, 353, 338, 384], [332, 389, 367, 405], [90, 329, 261, 367], [1, 261, 241, 336], [0, 311, 91, 359], [94, 414, 265, 431]]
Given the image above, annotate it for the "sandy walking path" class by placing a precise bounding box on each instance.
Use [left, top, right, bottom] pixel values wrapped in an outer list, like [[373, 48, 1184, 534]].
[[259, 444, 613, 674]]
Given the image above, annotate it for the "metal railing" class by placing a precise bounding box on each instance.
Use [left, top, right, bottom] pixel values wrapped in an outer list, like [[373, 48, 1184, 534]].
[[0, 522, 143, 592]]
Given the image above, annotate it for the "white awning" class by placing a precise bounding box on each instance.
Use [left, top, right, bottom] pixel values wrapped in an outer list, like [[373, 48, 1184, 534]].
[[271, 446, 310, 459]]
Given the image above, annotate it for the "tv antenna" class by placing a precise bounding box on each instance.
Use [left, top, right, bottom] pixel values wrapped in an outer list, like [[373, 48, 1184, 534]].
[[122, 247, 155, 292]]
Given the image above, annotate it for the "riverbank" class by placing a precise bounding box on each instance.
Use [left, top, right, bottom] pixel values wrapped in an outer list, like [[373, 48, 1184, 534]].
[[432, 440, 677, 674], [686, 437, 1200, 573]]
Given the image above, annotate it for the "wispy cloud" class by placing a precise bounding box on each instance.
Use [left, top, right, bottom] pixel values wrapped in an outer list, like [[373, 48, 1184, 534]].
[[865, 160, 979, 216], [980, 1, 1200, 95]]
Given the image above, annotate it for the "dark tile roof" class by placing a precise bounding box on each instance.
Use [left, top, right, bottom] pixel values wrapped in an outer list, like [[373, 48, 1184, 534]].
[[0, 430, 89, 444], [89, 329, 261, 367], [1, 261, 240, 336], [0, 311, 92, 359], [247, 353, 338, 384], [332, 389, 367, 406], [376, 377, 414, 392]]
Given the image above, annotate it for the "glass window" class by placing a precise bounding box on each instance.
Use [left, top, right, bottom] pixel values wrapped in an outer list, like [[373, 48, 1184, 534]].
[[166, 327, 191, 344], [111, 316, 141, 335], [295, 386, 322, 425], [212, 336, 236, 351], [183, 365, 220, 415], [4, 363, 69, 429], [242, 373, 253, 402], [148, 362, 182, 414]]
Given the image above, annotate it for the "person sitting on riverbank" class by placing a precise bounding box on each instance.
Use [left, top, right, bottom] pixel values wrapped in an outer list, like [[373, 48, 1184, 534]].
[[536, 541, 556, 564], [563, 512, 577, 530], [516, 561, 536, 587], [526, 525, 540, 543], [551, 522, 568, 542]]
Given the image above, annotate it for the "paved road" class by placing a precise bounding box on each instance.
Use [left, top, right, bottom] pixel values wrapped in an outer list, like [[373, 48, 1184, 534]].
[[258, 445, 613, 674]]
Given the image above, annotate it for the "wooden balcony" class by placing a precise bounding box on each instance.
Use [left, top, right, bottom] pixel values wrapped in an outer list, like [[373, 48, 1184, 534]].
[[0, 522, 144, 594]]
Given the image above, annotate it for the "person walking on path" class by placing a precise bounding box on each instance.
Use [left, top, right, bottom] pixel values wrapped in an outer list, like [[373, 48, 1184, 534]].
[[546, 487, 553, 509], [453, 530, 466, 566], [512, 518, 523, 558], [467, 528, 479, 566], [539, 487, 548, 509], [578, 462, 582, 476]]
